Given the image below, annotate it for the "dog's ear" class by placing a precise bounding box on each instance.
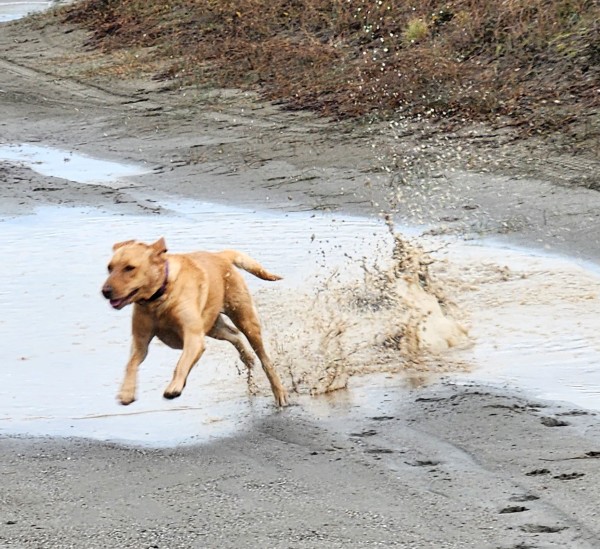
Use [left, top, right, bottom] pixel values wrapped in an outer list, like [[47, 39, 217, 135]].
[[151, 237, 168, 255], [112, 239, 135, 251]]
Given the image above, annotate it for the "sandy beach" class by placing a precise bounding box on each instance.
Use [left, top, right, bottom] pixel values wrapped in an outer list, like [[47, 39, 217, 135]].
[[1, 10, 600, 549]]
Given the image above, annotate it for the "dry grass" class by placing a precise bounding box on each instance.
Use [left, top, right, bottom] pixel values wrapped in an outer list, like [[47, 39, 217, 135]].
[[48, 0, 598, 134]]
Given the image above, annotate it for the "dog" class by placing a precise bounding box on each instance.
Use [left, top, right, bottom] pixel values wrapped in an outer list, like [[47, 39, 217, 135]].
[[101, 237, 288, 407]]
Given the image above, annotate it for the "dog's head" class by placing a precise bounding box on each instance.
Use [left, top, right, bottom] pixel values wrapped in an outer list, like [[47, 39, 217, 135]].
[[101, 237, 168, 310]]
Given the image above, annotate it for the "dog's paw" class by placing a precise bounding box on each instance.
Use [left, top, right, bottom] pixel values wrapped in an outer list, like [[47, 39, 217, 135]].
[[118, 391, 136, 406], [275, 389, 289, 407], [163, 386, 182, 400]]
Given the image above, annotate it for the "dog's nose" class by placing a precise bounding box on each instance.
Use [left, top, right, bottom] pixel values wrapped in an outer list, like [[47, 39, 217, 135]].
[[102, 285, 113, 299]]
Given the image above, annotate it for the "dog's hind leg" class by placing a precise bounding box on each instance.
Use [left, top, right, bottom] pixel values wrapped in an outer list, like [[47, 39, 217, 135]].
[[226, 298, 289, 407], [208, 314, 256, 372]]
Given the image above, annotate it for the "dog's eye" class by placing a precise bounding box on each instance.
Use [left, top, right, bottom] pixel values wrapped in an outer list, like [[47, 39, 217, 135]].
[[107, 264, 114, 273], [124, 265, 136, 272]]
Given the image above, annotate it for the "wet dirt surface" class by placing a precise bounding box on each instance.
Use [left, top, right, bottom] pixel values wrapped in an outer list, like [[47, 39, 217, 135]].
[[2, 10, 600, 549]]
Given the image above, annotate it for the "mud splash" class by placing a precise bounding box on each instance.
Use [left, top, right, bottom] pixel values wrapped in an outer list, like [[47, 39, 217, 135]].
[[265, 215, 469, 395]]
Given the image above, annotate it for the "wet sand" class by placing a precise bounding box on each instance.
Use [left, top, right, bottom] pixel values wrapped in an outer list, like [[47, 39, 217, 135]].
[[3, 388, 600, 548], [1, 14, 600, 549]]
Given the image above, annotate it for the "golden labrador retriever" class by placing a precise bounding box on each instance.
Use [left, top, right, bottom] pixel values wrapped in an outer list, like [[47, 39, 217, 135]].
[[101, 237, 288, 407]]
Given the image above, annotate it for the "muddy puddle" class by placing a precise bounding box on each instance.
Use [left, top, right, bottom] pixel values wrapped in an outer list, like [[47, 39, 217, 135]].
[[2, 144, 600, 445], [1, 198, 600, 445]]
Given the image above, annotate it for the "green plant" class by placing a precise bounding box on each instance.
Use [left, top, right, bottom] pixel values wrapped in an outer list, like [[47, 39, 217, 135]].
[[403, 18, 429, 44]]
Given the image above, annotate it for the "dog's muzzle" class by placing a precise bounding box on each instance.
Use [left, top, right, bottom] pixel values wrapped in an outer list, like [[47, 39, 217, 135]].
[[102, 285, 138, 310], [102, 284, 113, 300]]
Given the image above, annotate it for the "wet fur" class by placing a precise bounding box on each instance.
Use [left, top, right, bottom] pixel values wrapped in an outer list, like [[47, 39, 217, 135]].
[[101, 238, 288, 407]]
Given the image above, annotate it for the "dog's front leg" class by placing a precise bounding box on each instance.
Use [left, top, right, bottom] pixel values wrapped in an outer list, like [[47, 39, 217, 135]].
[[119, 332, 152, 405], [118, 310, 153, 405], [163, 330, 206, 400]]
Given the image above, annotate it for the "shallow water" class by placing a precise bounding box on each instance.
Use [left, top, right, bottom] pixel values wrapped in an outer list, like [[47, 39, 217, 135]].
[[446, 242, 600, 410], [1, 201, 600, 445], [0, 144, 151, 186], [2, 143, 600, 445], [0, 0, 52, 22]]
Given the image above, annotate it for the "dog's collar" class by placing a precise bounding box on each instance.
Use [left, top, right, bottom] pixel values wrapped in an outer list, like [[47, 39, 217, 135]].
[[141, 261, 169, 304]]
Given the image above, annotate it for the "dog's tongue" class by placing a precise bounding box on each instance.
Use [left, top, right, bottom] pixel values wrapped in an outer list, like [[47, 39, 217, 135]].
[[108, 288, 139, 309]]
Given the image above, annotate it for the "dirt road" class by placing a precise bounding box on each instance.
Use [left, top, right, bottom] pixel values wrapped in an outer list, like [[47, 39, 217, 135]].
[[1, 15, 600, 549]]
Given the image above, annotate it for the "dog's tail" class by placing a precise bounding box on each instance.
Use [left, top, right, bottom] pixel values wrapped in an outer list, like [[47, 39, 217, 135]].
[[219, 250, 282, 281]]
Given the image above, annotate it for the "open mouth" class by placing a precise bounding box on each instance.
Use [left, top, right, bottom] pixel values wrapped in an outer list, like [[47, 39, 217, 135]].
[[109, 288, 139, 310]]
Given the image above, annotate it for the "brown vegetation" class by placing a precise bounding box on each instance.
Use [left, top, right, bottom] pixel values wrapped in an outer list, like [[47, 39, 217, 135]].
[[56, 0, 598, 134]]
